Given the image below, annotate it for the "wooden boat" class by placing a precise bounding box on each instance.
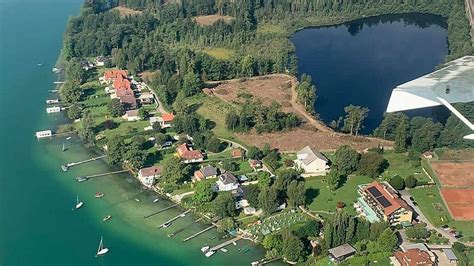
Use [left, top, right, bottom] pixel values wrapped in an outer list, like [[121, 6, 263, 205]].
[[102, 215, 112, 222], [95, 192, 104, 198], [95, 236, 109, 257]]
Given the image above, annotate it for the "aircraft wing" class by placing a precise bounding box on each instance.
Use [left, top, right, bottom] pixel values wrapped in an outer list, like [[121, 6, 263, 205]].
[[386, 56, 474, 112]]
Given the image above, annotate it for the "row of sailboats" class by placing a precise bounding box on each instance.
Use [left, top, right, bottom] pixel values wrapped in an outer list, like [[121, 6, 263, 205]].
[[72, 195, 110, 257]]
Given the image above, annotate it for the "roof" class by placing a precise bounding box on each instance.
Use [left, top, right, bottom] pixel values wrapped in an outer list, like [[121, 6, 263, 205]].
[[394, 249, 433, 266], [387, 56, 474, 113], [249, 159, 262, 167], [200, 166, 218, 177], [104, 70, 127, 80], [401, 243, 429, 253], [176, 143, 204, 160], [161, 113, 174, 122], [442, 249, 458, 261], [113, 77, 132, 91], [297, 146, 328, 165], [219, 172, 238, 185], [119, 95, 137, 107], [328, 243, 356, 259], [363, 181, 410, 216], [139, 166, 163, 177]]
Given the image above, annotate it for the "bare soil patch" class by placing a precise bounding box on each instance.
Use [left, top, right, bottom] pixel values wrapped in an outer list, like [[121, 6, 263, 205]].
[[441, 189, 474, 220], [236, 127, 390, 152], [113, 6, 142, 17], [194, 15, 234, 26], [211, 74, 392, 151], [431, 161, 474, 187], [213, 75, 297, 114]]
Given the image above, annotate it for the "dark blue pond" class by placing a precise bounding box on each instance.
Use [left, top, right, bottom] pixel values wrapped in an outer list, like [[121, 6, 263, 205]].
[[291, 13, 448, 133]]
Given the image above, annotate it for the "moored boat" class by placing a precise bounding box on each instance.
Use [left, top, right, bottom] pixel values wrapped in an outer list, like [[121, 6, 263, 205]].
[[134, 198, 140, 202], [95, 236, 109, 257], [76, 176, 89, 182], [162, 222, 171, 228], [95, 192, 104, 198], [153, 198, 159, 203], [220, 248, 228, 253], [201, 246, 210, 253], [102, 215, 112, 222], [205, 250, 215, 257], [75, 195, 83, 210]]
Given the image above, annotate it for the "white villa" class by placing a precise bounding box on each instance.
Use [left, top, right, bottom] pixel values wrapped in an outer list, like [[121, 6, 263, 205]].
[[295, 146, 329, 176], [138, 166, 163, 188]]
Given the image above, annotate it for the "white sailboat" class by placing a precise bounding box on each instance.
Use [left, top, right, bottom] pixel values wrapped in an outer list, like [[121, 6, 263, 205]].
[[75, 195, 83, 210], [95, 236, 109, 256]]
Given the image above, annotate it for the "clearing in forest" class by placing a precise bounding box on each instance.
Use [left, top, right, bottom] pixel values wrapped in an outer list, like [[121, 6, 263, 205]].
[[193, 15, 234, 26], [113, 6, 142, 17], [209, 74, 392, 152]]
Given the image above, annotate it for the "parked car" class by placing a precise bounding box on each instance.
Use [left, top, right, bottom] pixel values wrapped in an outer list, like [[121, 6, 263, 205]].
[[441, 224, 450, 231], [412, 201, 418, 206]]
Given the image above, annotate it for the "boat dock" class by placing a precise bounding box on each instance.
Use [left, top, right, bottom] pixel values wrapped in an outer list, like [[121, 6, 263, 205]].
[[209, 236, 242, 252], [78, 169, 129, 181], [143, 204, 179, 218], [182, 224, 216, 242], [62, 155, 107, 171], [158, 210, 191, 228]]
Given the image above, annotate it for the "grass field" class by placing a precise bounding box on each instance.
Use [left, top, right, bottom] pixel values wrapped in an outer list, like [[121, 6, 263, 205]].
[[410, 186, 451, 226], [305, 175, 373, 216], [183, 94, 240, 142], [381, 151, 431, 184], [256, 23, 288, 35], [201, 47, 235, 60]]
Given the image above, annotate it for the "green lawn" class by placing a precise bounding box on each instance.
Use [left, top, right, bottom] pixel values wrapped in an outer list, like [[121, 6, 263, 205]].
[[410, 186, 451, 227], [201, 47, 235, 60], [305, 175, 373, 216], [183, 94, 240, 142], [381, 152, 431, 184]]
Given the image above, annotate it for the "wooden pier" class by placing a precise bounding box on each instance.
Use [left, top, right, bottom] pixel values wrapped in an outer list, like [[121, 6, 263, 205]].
[[143, 204, 179, 218], [182, 224, 216, 242], [158, 210, 191, 228], [209, 236, 242, 252], [62, 155, 107, 171], [77, 170, 129, 181]]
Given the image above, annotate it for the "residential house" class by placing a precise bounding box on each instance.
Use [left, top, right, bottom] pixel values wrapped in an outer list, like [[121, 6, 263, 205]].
[[139, 92, 155, 104], [394, 249, 435, 266], [176, 143, 204, 163], [161, 113, 175, 128], [217, 172, 239, 191], [358, 181, 413, 225], [249, 159, 262, 170], [328, 244, 356, 263], [295, 146, 329, 176], [138, 166, 163, 188], [193, 166, 218, 182], [123, 110, 140, 121], [95, 56, 106, 67], [232, 187, 250, 210], [103, 70, 128, 83]]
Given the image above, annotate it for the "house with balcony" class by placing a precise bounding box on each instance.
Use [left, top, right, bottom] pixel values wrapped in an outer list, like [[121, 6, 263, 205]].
[[357, 181, 413, 225]]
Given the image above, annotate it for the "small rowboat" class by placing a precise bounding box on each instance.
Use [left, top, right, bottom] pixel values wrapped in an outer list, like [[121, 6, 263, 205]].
[[102, 215, 112, 222], [95, 192, 104, 198]]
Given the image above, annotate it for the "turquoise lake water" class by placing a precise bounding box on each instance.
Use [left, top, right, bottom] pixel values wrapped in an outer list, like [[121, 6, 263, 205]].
[[0, 1, 269, 265]]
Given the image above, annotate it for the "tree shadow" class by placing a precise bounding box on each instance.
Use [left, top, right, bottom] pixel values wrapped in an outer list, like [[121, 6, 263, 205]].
[[305, 188, 320, 205], [144, 151, 163, 166], [187, 102, 203, 113]]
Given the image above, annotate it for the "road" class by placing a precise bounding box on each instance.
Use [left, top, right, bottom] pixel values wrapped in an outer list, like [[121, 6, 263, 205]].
[[399, 190, 456, 244], [466, 0, 474, 43]]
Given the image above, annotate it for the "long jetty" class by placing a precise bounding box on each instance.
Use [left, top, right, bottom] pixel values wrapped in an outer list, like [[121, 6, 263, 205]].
[[83, 169, 129, 179], [209, 236, 242, 252], [182, 224, 216, 242], [62, 155, 107, 171], [158, 210, 191, 228], [143, 203, 179, 218]]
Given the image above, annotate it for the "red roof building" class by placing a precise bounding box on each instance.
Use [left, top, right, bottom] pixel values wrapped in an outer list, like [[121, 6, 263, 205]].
[[176, 143, 204, 163], [394, 249, 434, 266], [104, 70, 127, 81], [231, 149, 243, 159], [161, 113, 174, 123]]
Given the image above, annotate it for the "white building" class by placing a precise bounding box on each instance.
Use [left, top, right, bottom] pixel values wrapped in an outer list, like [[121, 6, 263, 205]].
[[217, 172, 239, 191], [123, 110, 140, 121], [138, 166, 162, 188], [295, 146, 329, 176]]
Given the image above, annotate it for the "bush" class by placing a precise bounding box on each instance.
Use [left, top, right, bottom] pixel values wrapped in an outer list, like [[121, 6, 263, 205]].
[[405, 175, 418, 188], [453, 242, 466, 253], [389, 175, 405, 190]]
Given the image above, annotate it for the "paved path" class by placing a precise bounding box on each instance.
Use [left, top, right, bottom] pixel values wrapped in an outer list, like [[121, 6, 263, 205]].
[[400, 190, 456, 244], [466, 0, 474, 43]]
